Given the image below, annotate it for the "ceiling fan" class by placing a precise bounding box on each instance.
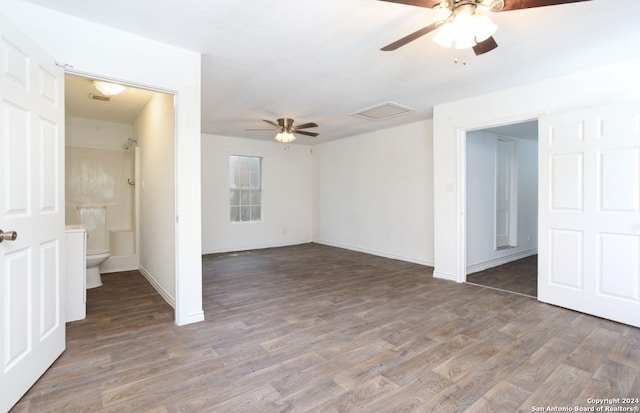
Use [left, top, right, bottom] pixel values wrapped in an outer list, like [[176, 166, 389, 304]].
[[379, 0, 592, 55], [248, 118, 319, 143]]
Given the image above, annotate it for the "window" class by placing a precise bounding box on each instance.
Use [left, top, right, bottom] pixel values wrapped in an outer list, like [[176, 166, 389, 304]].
[[230, 155, 261, 222]]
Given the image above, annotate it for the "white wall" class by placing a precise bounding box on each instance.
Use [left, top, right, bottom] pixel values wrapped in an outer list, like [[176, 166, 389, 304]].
[[433, 57, 640, 282], [65, 117, 135, 235], [65, 117, 133, 151], [313, 120, 434, 266], [2, 1, 203, 325], [135, 93, 176, 302], [465, 131, 538, 272], [201, 134, 312, 253]]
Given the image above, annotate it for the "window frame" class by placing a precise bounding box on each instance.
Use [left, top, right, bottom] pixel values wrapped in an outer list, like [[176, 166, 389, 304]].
[[229, 154, 262, 223]]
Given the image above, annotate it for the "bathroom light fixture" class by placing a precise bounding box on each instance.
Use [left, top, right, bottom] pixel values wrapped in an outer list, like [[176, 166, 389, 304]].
[[432, 3, 497, 49], [275, 131, 296, 143], [93, 80, 126, 96]]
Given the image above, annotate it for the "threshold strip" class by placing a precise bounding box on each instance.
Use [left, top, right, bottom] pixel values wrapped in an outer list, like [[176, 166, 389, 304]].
[[465, 281, 536, 299]]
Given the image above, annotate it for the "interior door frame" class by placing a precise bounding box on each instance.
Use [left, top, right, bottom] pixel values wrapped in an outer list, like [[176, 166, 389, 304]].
[[457, 114, 541, 284], [63, 68, 179, 321]]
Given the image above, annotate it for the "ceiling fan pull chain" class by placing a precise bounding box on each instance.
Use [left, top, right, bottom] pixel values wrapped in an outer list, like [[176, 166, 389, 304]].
[[454, 56, 467, 65]]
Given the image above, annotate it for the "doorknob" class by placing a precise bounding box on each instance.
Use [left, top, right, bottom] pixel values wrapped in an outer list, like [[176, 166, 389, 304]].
[[0, 230, 18, 243]]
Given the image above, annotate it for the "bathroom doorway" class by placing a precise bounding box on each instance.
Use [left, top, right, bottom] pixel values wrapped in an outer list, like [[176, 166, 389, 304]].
[[64, 73, 177, 306]]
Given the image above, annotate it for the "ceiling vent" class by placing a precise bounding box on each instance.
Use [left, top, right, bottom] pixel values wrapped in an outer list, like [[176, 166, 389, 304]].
[[89, 93, 110, 102], [351, 101, 415, 120]]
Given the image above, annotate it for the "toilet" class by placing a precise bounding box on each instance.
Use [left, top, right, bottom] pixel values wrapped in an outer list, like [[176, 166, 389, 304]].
[[86, 249, 110, 288], [78, 206, 111, 288]]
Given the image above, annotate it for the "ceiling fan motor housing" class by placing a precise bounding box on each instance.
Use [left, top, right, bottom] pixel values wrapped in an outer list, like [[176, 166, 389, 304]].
[[278, 117, 295, 132], [449, 0, 503, 13]]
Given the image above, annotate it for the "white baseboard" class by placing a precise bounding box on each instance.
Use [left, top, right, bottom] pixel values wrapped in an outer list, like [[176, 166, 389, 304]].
[[138, 265, 176, 309], [175, 310, 205, 326], [466, 248, 537, 275], [433, 270, 458, 282], [312, 239, 434, 267], [202, 239, 311, 255], [101, 254, 138, 274]]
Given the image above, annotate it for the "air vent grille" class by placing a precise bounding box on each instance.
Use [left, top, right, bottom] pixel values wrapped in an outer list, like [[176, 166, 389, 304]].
[[89, 93, 110, 102], [351, 102, 415, 120]]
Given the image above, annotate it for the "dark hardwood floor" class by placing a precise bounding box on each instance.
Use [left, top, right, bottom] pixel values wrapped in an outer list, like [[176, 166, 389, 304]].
[[11, 244, 640, 412], [466, 255, 538, 298]]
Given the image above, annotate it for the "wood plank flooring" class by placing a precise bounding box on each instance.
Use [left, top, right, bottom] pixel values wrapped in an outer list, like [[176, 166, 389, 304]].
[[11, 244, 640, 412], [466, 255, 538, 298]]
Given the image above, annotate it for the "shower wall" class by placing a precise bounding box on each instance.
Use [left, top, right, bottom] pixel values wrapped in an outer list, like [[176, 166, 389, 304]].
[[65, 116, 136, 255]]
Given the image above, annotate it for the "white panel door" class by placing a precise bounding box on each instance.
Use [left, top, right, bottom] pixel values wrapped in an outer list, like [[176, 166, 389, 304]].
[[539, 100, 640, 327], [0, 17, 65, 412], [495, 137, 517, 249]]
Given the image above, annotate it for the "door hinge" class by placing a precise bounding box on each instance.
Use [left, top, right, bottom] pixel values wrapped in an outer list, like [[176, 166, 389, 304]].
[[55, 61, 74, 70]]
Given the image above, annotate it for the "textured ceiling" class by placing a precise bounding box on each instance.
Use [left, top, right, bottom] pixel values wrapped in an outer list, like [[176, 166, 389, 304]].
[[31, 0, 640, 143]]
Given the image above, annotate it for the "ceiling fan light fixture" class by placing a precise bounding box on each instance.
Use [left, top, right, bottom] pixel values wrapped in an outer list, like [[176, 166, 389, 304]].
[[432, 7, 497, 50], [433, 22, 455, 48], [93, 80, 126, 96], [275, 131, 296, 143], [381, 0, 588, 54], [453, 28, 477, 50], [472, 14, 497, 42]]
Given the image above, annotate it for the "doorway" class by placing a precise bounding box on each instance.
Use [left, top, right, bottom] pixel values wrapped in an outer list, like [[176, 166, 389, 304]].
[[463, 120, 539, 297], [64, 73, 177, 311]]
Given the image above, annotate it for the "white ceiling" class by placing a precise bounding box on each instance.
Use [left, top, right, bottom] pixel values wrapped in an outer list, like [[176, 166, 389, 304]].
[[32, 0, 640, 144]]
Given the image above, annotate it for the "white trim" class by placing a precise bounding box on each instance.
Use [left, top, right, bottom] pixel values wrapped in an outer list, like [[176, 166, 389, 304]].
[[202, 239, 311, 255], [457, 129, 467, 283], [206, 239, 436, 269], [433, 270, 458, 282], [100, 255, 138, 273], [457, 113, 542, 284], [313, 239, 434, 267], [139, 265, 175, 309], [177, 310, 205, 326], [64, 68, 178, 95], [466, 248, 538, 275], [64, 70, 185, 324]]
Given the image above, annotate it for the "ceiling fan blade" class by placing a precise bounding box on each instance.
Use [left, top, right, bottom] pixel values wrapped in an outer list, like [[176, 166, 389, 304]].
[[262, 119, 281, 128], [293, 122, 318, 129], [497, 0, 591, 12], [377, 0, 441, 8], [472, 36, 498, 55], [294, 130, 319, 137], [381, 22, 442, 51], [246, 128, 277, 131]]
